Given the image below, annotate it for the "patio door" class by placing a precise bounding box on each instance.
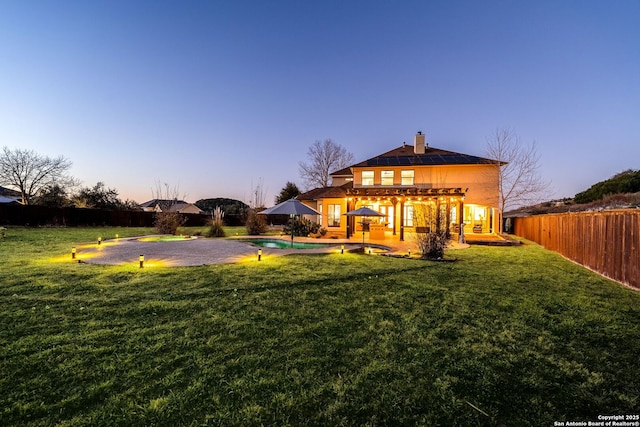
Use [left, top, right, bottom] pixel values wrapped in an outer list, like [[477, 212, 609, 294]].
[[379, 205, 394, 229]]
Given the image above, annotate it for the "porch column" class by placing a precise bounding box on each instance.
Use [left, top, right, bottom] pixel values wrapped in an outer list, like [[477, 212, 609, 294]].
[[346, 198, 353, 239], [458, 199, 465, 244], [446, 197, 451, 233], [399, 199, 405, 241], [391, 197, 397, 236]]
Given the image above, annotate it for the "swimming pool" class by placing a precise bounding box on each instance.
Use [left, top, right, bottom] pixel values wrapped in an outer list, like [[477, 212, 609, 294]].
[[241, 238, 342, 249]]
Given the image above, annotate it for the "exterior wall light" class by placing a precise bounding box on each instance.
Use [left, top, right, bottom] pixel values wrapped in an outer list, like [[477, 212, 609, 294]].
[[258, 249, 262, 261], [71, 247, 76, 259], [139, 254, 144, 268]]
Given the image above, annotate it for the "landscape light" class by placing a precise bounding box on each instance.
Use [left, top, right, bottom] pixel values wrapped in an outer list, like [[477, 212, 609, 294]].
[[139, 254, 144, 268], [71, 247, 76, 259], [408, 249, 411, 257], [258, 248, 262, 261], [115, 234, 119, 240], [98, 237, 102, 246], [341, 244, 344, 254]]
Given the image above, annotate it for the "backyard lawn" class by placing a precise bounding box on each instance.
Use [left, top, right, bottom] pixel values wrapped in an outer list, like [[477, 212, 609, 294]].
[[1, 227, 639, 426]]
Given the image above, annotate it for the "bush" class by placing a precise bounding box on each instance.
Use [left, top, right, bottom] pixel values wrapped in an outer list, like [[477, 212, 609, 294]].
[[154, 211, 186, 235], [417, 229, 448, 259], [283, 217, 321, 237], [414, 204, 449, 259], [245, 209, 267, 235], [205, 206, 226, 237]]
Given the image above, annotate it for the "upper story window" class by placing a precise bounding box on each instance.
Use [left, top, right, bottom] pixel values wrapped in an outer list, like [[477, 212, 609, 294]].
[[381, 170, 394, 186], [401, 170, 414, 185], [361, 171, 374, 186]]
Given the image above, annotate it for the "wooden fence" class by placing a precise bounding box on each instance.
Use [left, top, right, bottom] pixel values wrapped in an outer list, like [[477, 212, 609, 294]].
[[0, 205, 210, 227], [512, 210, 639, 289]]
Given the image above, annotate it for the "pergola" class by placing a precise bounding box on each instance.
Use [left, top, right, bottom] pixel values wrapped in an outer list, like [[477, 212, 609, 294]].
[[344, 186, 468, 241]]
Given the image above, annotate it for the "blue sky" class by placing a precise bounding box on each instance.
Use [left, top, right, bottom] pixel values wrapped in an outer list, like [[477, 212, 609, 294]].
[[1, 1, 639, 206]]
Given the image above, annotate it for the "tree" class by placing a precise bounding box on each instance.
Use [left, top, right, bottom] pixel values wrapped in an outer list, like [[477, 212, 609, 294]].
[[275, 181, 301, 204], [73, 182, 125, 209], [151, 182, 186, 234], [414, 202, 448, 260], [32, 184, 72, 207], [0, 147, 76, 204], [574, 169, 640, 204], [485, 127, 551, 216], [299, 139, 354, 189], [248, 178, 267, 209]]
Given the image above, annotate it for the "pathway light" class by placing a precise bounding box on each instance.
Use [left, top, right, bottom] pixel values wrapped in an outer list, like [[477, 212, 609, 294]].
[[139, 254, 144, 268]]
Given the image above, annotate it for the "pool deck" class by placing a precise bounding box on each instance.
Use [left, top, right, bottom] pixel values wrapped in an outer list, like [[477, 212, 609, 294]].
[[75, 234, 470, 267]]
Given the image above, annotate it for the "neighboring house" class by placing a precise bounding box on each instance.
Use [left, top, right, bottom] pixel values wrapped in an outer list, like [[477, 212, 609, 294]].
[[0, 186, 22, 205], [297, 131, 504, 241], [140, 199, 203, 214], [0, 196, 22, 205]]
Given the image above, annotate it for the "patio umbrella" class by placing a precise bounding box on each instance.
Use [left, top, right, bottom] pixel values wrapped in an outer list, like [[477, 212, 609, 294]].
[[344, 207, 386, 246], [258, 199, 321, 247]]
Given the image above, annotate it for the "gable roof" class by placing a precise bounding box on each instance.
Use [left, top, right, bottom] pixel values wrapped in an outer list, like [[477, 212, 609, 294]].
[[350, 144, 501, 168]]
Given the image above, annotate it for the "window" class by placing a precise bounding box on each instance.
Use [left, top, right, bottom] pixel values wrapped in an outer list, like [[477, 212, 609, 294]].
[[404, 205, 414, 227], [401, 170, 414, 185], [361, 171, 374, 186], [327, 204, 341, 227], [381, 170, 394, 186]]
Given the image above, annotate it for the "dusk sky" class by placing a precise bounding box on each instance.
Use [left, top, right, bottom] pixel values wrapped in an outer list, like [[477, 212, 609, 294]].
[[1, 1, 639, 206]]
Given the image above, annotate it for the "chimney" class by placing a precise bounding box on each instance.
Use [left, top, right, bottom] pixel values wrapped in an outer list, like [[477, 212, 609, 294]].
[[414, 131, 425, 154]]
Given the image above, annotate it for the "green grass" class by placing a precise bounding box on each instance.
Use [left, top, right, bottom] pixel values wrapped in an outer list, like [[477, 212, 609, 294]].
[[1, 227, 639, 426]]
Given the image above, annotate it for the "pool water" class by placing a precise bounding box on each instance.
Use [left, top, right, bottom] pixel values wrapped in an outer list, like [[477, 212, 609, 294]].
[[241, 238, 340, 249]]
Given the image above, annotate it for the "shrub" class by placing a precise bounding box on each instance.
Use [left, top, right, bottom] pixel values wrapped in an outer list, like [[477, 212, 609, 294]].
[[245, 209, 267, 235], [283, 217, 321, 237], [154, 211, 186, 235], [205, 206, 226, 238], [414, 203, 448, 259]]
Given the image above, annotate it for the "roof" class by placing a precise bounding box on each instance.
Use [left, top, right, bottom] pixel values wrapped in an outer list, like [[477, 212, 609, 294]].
[[350, 144, 502, 168], [329, 166, 353, 176], [0, 196, 22, 204], [0, 186, 20, 197], [297, 182, 352, 200], [140, 199, 188, 209]]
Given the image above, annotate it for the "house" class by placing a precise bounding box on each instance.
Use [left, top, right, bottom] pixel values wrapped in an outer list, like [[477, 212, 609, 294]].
[[140, 199, 203, 214], [297, 131, 503, 241], [0, 186, 22, 205]]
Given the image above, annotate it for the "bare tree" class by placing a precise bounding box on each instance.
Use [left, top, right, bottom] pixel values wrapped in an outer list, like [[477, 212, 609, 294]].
[[0, 147, 76, 204], [299, 139, 354, 189], [151, 181, 186, 234], [414, 202, 449, 259], [485, 127, 551, 215]]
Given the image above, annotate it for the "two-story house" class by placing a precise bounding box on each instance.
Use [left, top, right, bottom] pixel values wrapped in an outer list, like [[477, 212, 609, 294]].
[[297, 132, 503, 241]]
